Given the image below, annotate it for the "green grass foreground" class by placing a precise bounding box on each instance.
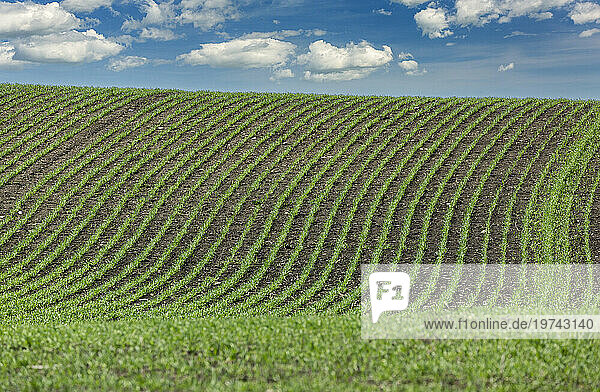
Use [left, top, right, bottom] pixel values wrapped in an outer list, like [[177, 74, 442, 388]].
[[2, 315, 599, 391]]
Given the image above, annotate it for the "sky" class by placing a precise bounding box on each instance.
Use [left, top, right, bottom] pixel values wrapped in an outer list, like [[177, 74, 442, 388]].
[[1, 0, 600, 98]]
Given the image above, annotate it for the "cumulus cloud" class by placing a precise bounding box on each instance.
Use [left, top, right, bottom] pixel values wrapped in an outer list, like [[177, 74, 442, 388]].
[[61, 0, 112, 13], [0, 2, 80, 38], [570, 2, 600, 24], [504, 0, 571, 18], [399, 0, 579, 38], [177, 37, 296, 68], [501, 0, 571, 23], [398, 52, 426, 75], [399, 60, 419, 72], [498, 62, 514, 71], [303, 69, 375, 82], [107, 55, 148, 71], [270, 68, 294, 81], [12, 29, 123, 63], [399, 59, 427, 75], [139, 27, 181, 41], [530, 11, 553, 20], [122, 0, 176, 31], [579, 27, 600, 36], [298, 40, 393, 72], [176, 0, 240, 30], [178, 7, 236, 30], [0, 42, 29, 68], [298, 40, 393, 81], [454, 0, 498, 26], [414, 6, 453, 38], [455, 0, 572, 25], [122, 0, 240, 32]]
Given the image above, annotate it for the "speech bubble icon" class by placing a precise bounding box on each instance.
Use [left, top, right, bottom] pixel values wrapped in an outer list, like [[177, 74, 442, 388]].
[[369, 272, 411, 323]]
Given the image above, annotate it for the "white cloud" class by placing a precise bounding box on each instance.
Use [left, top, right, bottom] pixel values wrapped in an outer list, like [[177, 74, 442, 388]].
[[456, 0, 574, 26], [453, 0, 571, 26], [390, 0, 428, 7], [177, 0, 240, 31], [178, 8, 234, 30], [122, 0, 176, 30], [177, 37, 296, 68], [399, 59, 427, 75], [0, 2, 80, 38], [414, 6, 454, 38], [303, 69, 375, 81], [399, 0, 577, 37], [107, 55, 148, 71], [298, 40, 393, 72], [397, 52, 426, 75], [530, 11, 553, 20], [298, 40, 393, 82], [273, 19, 280, 24], [499, 0, 572, 23], [374, 8, 392, 15], [61, 0, 112, 13], [0, 42, 29, 68], [454, 0, 499, 26], [177, 0, 239, 31], [579, 27, 600, 36], [121, 0, 241, 32], [570, 2, 600, 24], [13, 29, 123, 63], [139, 27, 181, 41], [270, 68, 294, 81], [399, 60, 419, 71], [498, 62, 514, 71]]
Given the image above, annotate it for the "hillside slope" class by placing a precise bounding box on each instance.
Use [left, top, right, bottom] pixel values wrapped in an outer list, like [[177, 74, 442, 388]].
[[0, 84, 598, 321]]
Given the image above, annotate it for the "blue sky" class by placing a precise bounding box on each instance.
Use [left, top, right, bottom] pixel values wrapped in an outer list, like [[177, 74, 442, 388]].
[[1, 0, 600, 98]]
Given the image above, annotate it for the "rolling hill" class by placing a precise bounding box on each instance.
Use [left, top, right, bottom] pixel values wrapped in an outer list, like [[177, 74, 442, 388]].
[[1, 83, 599, 390]]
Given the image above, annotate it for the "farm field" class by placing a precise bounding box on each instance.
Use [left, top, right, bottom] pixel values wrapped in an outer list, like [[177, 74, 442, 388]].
[[1, 83, 600, 389]]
